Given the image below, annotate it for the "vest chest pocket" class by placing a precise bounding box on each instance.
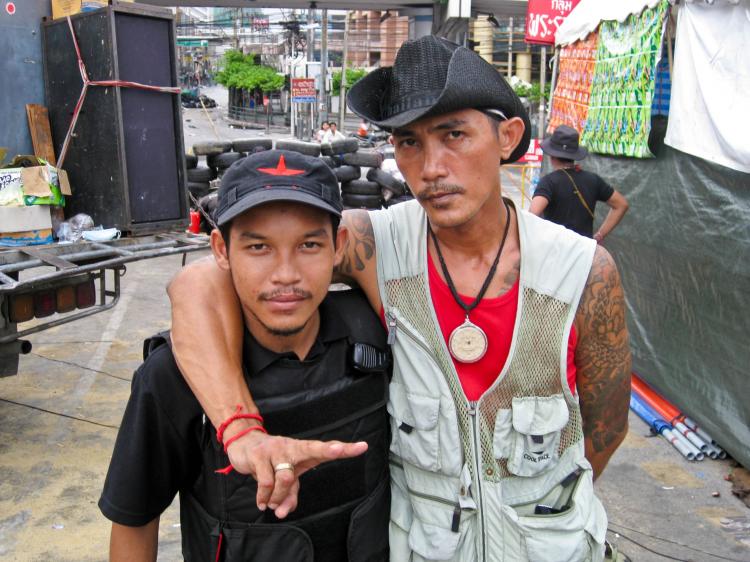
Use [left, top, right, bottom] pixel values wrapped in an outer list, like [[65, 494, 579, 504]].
[[388, 381, 441, 473], [498, 394, 569, 477]]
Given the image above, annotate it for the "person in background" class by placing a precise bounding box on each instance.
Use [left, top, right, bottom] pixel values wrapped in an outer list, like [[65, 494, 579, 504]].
[[530, 125, 629, 242], [315, 121, 330, 143], [322, 122, 346, 143]]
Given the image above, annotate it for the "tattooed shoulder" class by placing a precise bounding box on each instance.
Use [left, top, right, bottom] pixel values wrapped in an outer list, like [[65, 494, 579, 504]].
[[337, 209, 376, 279], [575, 245, 632, 454]]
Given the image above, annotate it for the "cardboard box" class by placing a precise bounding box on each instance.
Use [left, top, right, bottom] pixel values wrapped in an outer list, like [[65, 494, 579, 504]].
[[0, 206, 54, 233], [51, 0, 108, 20], [0, 164, 72, 207], [0, 206, 55, 247]]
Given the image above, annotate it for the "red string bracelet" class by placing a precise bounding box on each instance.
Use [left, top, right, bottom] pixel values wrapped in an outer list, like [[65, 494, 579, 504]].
[[215, 405, 265, 446], [223, 425, 267, 453]]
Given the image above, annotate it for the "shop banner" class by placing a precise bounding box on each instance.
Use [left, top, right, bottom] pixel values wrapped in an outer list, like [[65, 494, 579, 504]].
[[547, 31, 599, 134], [581, 1, 668, 158], [525, 0, 582, 45]]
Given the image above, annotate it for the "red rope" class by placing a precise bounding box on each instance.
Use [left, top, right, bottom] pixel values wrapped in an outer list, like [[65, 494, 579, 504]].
[[214, 529, 224, 562], [223, 425, 267, 453], [58, 16, 181, 168], [215, 405, 265, 446]]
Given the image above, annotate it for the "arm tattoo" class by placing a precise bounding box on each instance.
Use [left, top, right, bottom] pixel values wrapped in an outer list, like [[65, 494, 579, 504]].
[[576, 247, 632, 455], [337, 210, 376, 277]]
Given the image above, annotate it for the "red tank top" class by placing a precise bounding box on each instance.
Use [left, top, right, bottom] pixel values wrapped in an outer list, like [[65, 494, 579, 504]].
[[426, 252, 578, 400]]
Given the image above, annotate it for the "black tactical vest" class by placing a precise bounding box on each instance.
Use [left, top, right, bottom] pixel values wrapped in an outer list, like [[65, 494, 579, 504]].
[[145, 289, 391, 562]]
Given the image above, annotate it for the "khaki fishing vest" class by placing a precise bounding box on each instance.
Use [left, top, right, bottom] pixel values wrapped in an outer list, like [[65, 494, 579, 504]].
[[370, 199, 607, 562]]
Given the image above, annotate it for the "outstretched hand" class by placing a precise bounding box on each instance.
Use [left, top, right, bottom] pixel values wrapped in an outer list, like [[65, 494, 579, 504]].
[[225, 430, 368, 519]]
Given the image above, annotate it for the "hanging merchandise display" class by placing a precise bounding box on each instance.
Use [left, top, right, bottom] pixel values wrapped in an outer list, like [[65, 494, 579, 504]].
[[547, 31, 599, 134], [581, 0, 668, 158]]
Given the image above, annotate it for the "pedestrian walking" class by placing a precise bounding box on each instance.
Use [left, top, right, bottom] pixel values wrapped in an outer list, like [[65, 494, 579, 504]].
[[531, 125, 629, 242], [168, 36, 632, 562]]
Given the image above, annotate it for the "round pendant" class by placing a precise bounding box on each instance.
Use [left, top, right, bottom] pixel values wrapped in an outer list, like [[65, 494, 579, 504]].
[[448, 319, 488, 363]]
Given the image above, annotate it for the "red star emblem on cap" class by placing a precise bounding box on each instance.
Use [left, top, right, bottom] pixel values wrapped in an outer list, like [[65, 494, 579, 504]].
[[258, 154, 305, 176]]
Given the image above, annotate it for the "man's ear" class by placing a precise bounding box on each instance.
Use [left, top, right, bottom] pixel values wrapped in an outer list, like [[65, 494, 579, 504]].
[[333, 223, 348, 268], [498, 117, 526, 161], [210, 229, 231, 271]]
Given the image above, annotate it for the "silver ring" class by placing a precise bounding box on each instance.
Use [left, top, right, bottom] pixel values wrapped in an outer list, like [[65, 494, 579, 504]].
[[274, 462, 294, 472]]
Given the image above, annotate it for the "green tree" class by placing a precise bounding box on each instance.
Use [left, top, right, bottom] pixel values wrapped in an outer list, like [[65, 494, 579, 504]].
[[331, 67, 368, 94], [215, 50, 284, 93]]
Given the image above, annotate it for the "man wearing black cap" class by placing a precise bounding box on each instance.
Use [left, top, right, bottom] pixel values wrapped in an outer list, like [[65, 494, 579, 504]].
[[168, 36, 631, 561], [531, 125, 630, 241], [100, 150, 391, 561]]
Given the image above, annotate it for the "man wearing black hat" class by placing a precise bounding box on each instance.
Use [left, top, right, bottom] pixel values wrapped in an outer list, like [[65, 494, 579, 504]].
[[100, 150, 391, 561], [168, 36, 631, 561], [531, 125, 630, 241]]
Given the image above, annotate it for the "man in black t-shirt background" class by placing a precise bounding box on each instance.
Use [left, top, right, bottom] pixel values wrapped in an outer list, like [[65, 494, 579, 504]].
[[530, 125, 629, 242], [99, 150, 391, 561]]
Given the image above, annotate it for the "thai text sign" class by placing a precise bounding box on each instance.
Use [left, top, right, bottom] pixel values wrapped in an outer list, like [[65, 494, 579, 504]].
[[291, 78, 316, 103], [525, 0, 581, 45]]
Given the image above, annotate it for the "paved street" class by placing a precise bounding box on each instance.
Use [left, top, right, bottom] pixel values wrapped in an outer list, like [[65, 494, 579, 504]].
[[0, 87, 748, 561]]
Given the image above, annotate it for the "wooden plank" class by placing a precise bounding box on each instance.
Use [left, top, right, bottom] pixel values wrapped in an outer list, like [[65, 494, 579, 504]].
[[25, 104, 57, 165]]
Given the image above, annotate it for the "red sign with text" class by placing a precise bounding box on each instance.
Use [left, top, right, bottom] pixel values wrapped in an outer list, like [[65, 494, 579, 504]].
[[518, 139, 543, 164], [291, 78, 316, 103], [525, 0, 582, 45]]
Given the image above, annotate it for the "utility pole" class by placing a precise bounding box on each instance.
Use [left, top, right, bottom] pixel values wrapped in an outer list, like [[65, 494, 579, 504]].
[[320, 9, 329, 122], [338, 12, 349, 130], [507, 16, 513, 79], [234, 8, 240, 51], [307, 7, 315, 137], [538, 46, 547, 138]]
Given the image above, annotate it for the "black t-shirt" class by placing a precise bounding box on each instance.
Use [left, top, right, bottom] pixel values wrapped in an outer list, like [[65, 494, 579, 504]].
[[99, 296, 353, 527], [534, 167, 614, 237]]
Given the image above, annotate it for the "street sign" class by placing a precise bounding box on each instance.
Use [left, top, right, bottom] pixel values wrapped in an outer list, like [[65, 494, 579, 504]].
[[291, 78, 316, 103], [518, 139, 543, 164], [525, 0, 581, 45]]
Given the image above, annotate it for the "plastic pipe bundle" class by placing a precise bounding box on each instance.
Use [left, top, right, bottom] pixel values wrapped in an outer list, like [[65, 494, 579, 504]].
[[631, 376, 709, 453], [682, 416, 727, 459], [629, 394, 704, 461]]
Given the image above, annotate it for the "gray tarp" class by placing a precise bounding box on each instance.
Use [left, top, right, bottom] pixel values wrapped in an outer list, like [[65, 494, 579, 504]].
[[582, 135, 750, 468]]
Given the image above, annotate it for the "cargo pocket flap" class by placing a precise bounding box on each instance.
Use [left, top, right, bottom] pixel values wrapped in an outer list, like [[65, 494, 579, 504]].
[[511, 394, 569, 435], [388, 381, 439, 431], [408, 519, 460, 561]]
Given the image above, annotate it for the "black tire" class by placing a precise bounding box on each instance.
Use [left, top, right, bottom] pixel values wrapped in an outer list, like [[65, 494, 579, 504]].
[[342, 192, 382, 209], [334, 165, 361, 183], [331, 138, 360, 154], [319, 156, 337, 169], [185, 153, 198, 169], [187, 181, 211, 198], [274, 139, 321, 157], [233, 138, 273, 153], [193, 141, 232, 156], [366, 168, 406, 196], [341, 180, 382, 197], [187, 166, 216, 183], [342, 150, 384, 168], [208, 151, 245, 170]]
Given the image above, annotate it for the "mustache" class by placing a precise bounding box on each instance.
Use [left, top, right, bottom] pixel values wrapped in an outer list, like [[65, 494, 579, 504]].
[[259, 287, 312, 300], [416, 183, 465, 201]]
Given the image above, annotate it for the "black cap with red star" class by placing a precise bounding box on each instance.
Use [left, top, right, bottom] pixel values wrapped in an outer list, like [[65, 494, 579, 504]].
[[216, 149, 343, 226]]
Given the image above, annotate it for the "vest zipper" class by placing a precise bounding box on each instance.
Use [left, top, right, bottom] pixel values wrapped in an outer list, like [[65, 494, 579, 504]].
[[468, 401, 487, 560], [387, 312, 397, 345], [389, 459, 464, 532]]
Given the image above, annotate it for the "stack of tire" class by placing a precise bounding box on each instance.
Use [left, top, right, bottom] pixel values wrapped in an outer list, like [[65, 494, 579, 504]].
[[320, 138, 412, 210], [186, 139, 273, 200], [185, 137, 413, 211]]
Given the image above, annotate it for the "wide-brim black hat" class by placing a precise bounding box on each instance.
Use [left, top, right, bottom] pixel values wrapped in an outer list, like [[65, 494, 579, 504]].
[[216, 150, 342, 226], [347, 35, 531, 164], [541, 125, 588, 160]]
